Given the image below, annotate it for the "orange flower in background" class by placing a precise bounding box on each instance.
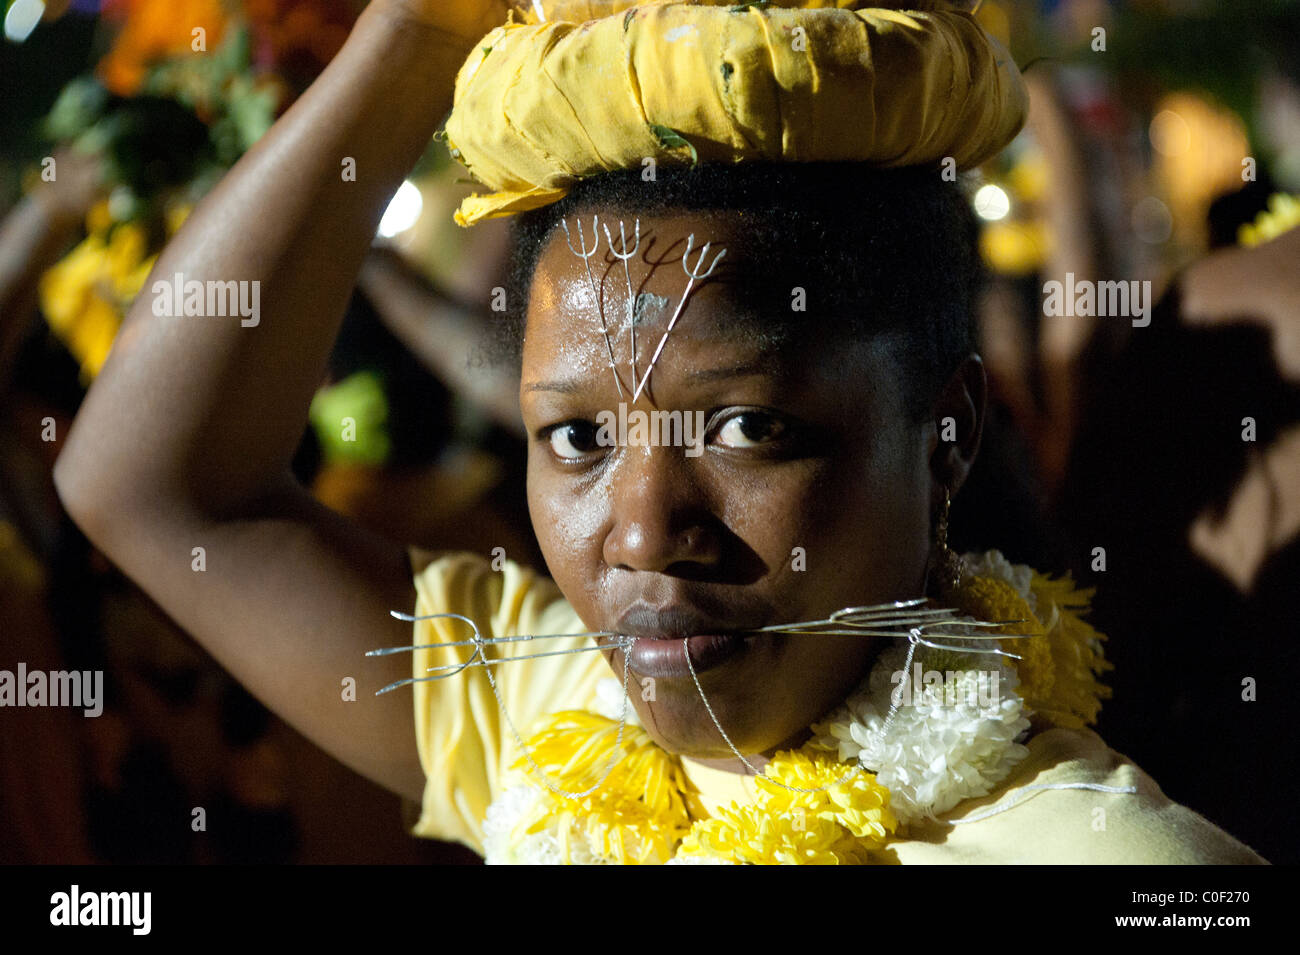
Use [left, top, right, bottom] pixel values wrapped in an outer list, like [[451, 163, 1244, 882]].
[[97, 0, 230, 96]]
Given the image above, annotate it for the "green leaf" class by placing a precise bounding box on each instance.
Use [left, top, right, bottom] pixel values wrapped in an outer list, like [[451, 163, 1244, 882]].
[[649, 123, 699, 166], [308, 370, 391, 467], [214, 24, 253, 75], [228, 84, 278, 154], [729, 0, 770, 12], [43, 78, 109, 142]]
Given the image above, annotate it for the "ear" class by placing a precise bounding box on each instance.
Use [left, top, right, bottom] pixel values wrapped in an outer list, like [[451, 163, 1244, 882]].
[[927, 354, 986, 501]]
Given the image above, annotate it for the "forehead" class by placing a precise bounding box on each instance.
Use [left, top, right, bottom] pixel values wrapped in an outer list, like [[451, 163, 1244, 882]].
[[522, 209, 799, 383]]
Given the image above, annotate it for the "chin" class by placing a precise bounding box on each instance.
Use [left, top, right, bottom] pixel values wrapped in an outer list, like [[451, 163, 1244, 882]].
[[633, 696, 797, 759]]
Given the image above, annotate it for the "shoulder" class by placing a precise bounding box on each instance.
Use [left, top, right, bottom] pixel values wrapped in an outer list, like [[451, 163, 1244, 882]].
[[899, 728, 1268, 864], [408, 546, 576, 637], [405, 549, 602, 855], [409, 545, 546, 594]]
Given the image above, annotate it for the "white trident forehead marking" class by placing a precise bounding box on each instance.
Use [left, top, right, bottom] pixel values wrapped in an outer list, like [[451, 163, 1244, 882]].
[[560, 215, 624, 399], [560, 214, 726, 402], [633, 232, 726, 403], [602, 218, 641, 394]]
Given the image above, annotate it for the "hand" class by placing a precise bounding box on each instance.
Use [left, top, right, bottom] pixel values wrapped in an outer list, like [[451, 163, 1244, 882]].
[[375, 0, 512, 46]]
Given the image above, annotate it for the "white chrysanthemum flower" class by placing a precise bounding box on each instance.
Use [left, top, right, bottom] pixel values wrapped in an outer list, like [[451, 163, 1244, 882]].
[[513, 826, 606, 865], [591, 677, 642, 726], [483, 784, 542, 865], [961, 549, 1037, 613], [810, 642, 1030, 826], [484, 784, 615, 865]]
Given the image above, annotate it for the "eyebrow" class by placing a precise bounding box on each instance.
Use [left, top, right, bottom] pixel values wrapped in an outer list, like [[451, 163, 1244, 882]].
[[524, 358, 776, 394]]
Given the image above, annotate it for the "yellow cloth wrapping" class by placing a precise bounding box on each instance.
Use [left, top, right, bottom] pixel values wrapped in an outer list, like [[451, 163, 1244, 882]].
[[507, 0, 979, 24], [408, 549, 1267, 863], [445, 0, 1027, 226]]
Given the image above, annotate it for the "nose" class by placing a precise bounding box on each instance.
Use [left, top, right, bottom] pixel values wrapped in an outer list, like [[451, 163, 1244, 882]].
[[602, 445, 722, 574]]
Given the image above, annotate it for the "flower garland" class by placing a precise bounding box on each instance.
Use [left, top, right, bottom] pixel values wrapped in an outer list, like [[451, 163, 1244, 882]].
[[35, 1, 354, 386], [482, 550, 1111, 864]]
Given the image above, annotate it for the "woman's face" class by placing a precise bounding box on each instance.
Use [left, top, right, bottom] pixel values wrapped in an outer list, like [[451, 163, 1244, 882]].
[[520, 208, 940, 760]]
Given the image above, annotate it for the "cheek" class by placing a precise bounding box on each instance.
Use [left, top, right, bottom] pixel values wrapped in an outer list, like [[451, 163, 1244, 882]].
[[527, 452, 610, 612], [714, 462, 825, 560], [857, 436, 933, 590], [795, 432, 932, 600]]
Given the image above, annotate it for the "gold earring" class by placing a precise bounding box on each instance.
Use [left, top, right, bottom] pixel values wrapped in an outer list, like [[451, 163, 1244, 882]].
[[932, 487, 964, 597]]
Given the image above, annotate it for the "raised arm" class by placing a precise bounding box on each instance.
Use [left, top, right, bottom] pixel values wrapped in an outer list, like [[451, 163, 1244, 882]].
[[53, 0, 507, 803]]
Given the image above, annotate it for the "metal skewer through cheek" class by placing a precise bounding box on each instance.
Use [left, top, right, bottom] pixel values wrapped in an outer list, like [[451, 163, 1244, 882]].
[[368, 612, 628, 694], [370, 601, 1036, 688], [373, 611, 637, 800], [370, 600, 1038, 802]]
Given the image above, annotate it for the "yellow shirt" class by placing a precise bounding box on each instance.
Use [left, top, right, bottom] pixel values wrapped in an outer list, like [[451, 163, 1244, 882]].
[[408, 550, 1266, 864]]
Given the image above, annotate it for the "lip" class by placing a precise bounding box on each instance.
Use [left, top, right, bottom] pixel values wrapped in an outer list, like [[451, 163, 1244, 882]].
[[623, 632, 753, 679], [614, 603, 761, 678]]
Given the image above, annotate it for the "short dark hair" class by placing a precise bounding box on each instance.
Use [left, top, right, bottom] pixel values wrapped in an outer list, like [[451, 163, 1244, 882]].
[[495, 161, 982, 420]]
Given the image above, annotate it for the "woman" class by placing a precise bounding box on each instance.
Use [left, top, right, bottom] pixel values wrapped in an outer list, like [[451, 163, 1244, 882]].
[[53, 0, 1265, 863]]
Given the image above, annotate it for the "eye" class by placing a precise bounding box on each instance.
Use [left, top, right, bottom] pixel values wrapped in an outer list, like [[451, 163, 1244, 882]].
[[547, 421, 602, 460], [712, 409, 786, 449]]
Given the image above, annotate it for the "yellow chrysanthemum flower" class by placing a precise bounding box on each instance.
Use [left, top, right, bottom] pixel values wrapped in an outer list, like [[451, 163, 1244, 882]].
[[513, 711, 700, 863], [1025, 573, 1114, 729], [510, 712, 901, 863], [677, 802, 872, 865], [954, 574, 1052, 699], [526, 788, 687, 864], [518, 711, 701, 817], [755, 748, 896, 844], [954, 572, 1112, 730]]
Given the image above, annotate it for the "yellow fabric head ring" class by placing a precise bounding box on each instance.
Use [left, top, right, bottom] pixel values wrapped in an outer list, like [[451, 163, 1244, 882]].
[[445, 1, 1027, 227]]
